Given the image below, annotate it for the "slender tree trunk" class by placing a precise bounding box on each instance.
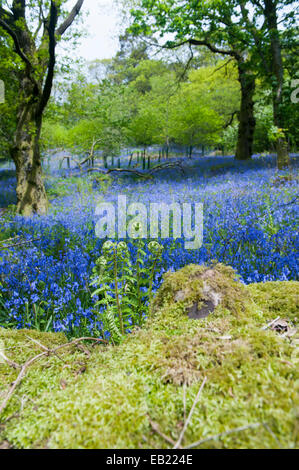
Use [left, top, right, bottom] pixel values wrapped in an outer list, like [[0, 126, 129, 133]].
[[264, 0, 289, 169], [235, 65, 256, 160], [11, 77, 48, 216]]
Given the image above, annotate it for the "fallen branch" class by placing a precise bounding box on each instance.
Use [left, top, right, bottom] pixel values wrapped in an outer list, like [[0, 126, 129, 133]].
[[0, 236, 22, 245], [0, 337, 108, 417], [77, 138, 103, 169], [173, 376, 207, 449], [0, 351, 47, 416], [88, 166, 147, 178], [0, 238, 41, 250], [148, 161, 186, 176], [86, 161, 186, 179], [61, 139, 104, 170]]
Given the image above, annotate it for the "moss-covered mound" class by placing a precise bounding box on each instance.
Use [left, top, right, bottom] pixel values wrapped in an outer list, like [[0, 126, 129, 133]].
[[0, 264, 298, 449]]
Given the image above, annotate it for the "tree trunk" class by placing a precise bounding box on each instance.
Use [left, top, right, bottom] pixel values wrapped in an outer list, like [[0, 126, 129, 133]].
[[11, 81, 48, 216], [276, 137, 289, 169], [235, 66, 256, 161], [0, 0, 85, 216], [264, 0, 289, 169]]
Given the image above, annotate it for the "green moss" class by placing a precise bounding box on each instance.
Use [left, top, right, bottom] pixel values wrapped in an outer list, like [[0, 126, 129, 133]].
[[151, 263, 249, 322], [0, 265, 298, 449], [248, 281, 298, 323]]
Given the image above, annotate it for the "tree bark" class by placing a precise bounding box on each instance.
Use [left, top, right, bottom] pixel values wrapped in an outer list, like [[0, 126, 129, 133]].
[[264, 0, 289, 169], [11, 75, 48, 216], [235, 65, 256, 161]]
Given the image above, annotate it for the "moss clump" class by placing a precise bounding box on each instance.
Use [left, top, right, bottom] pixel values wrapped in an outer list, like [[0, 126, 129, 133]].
[[248, 281, 298, 323], [151, 263, 248, 320], [0, 265, 298, 449]]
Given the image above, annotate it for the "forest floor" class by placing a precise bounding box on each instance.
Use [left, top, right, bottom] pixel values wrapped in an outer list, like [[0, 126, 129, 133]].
[[0, 153, 298, 448], [0, 264, 298, 449]]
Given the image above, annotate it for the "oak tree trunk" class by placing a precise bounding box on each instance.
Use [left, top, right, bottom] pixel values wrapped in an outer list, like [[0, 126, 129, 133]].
[[264, 0, 290, 169], [235, 66, 256, 161], [11, 76, 48, 216], [276, 136, 289, 169]]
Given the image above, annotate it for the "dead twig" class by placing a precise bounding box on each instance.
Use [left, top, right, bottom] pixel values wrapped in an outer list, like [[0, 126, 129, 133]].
[[173, 376, 207, 449], [0, 236, 22, 245], [0, 337, 107, 417], [25, 335, 49, 352], [25, 335, 66, 364], [0, 351, 47, 416], [0, 350, 20, 369], [53, 337, 108, 353], [262, 423, 283, 448], [184, 422, 262, 449], [183, 382, 187, 424], [0, 238, 41, 250], [148, 417, 179, 448]]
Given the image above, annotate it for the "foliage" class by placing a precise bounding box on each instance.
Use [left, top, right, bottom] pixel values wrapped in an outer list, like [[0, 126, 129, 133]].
[[0, 39, 18, 159], [168, 63, 240, 149], [43, 57, 243, 153], [127, 0, 299, 158], [90, 240, 163, 343]]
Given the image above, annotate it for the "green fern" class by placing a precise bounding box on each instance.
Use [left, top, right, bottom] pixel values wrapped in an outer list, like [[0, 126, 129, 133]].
[[90, 240, 163, 344], [106, 307, 122, 342]]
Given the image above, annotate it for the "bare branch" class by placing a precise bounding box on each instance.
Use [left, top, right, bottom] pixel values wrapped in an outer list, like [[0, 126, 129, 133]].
[[208, 58, 234, 76], [155, 37, 241, 61], [184, 422, 263, 449], [0, 336, 107, 416], [33, 3, 46, 40], [188, 39, 241, 60], [176, 42, 194, 83], [55, 0, 84, 37], [0, 237, 41, 249], [173, 377, 207, 449], [223, 110, 238, 129]]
